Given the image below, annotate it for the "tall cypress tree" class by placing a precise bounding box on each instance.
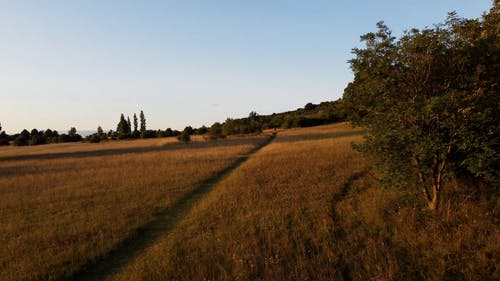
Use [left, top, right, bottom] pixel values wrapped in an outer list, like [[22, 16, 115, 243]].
[[140, 110, 146, 132], [127, 116, 132, 134], [133, 113, 138, 133]]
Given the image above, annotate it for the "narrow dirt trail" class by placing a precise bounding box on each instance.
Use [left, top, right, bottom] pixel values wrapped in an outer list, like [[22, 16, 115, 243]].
[[64, 134, 276, 281], [329, 167, 370, 281]]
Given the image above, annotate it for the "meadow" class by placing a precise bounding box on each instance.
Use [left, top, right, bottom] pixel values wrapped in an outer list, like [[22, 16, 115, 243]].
[[108, 123, 498, 281], [1, 123, 497, 281], [0, 135, 267, 281]]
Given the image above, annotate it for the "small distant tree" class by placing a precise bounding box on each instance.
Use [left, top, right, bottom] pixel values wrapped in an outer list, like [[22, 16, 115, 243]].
[[20, 129, 30, 139], [177, 127, 191, 143], [131, 130, 140, 139], [117, 114, 130, 139], [183, 126, 194, 135], [304, 102, 316, 111], [140, 110, 146, 133], [89, 134, 101, 143], [197, 125, 209, 135], [29, 129, 46, 145], [222, 118, 237, 135], [156, 130, 166, 138], [165, 128, 174, 137], [62, 127, 82, 142], [127, 116, 132, 134], [13, 129, 30, 146], [68, 127, 77, 137], [45, 129, 59, 143], [0, 123, 9, 146], [13, 135, 28, 146], [107, 130, 118, 140], [269, 115, 283, 129], [140, 130, 157, 139], [209, 122, 225, 140], [0, 131, 9, 146], [89, 125, 105, 143], [133, 113, 138, 133], [97, 126, 104, 137]]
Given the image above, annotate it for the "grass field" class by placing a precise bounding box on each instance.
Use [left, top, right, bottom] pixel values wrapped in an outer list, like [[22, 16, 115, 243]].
[[0, 135, 267, 281], [2, 123, 498, 281], [109, 123, 498, 281]]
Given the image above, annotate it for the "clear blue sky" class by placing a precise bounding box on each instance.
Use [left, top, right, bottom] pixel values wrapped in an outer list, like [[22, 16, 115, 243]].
[[0, 0, 492, 133]]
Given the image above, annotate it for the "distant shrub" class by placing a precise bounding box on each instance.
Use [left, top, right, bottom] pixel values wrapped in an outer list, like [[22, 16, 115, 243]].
[[177, 130, 191, 143], [209, 122, 225, 140], [88, 134, 101, 143], [29, 135, 46, 145], [13, 135, 28, 146], [131, 130, 141, 139], [140, 130, 157, 139], [0, 132, 10, 146], [58, 134, 82, 143]]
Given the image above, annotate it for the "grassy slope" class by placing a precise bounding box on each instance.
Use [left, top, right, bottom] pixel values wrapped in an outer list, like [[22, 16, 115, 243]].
[[0, 136, 266, 281], [110, 123, 498, 281]]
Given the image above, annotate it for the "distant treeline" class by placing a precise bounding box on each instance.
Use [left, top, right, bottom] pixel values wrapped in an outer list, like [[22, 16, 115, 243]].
[[0, 100, 346, 146], [207, 99, 346, 139], [0, 125, 82, 146]]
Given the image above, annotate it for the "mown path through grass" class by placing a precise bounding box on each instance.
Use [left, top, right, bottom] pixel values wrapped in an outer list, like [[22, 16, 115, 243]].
[[64, 134, 276, 281], [329, 167, 370, 281]]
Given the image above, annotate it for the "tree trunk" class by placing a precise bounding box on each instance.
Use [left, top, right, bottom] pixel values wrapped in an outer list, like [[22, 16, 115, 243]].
[[414, 158, 432, 202], [428, 184, 439, 210], [415, 142, 453, 211]]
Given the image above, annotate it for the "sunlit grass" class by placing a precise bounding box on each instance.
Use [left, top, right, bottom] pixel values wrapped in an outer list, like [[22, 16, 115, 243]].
[[110, 123, 367, 280], [0, 136, 266, 281], [3, 124, 497, 281], [110, 123, 498, 281], [0, 137, 174, 158]]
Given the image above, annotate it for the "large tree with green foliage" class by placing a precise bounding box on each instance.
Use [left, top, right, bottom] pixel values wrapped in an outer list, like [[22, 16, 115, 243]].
[[343, 4, 499, 210]]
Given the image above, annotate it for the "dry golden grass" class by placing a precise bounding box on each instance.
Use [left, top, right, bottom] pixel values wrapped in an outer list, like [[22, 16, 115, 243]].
[[110, 123, 498, 281], [0, 137, 172, 158], [333, 174, 499, 280], [0, 136, 266, 281], [109, 123, 367, 280]]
